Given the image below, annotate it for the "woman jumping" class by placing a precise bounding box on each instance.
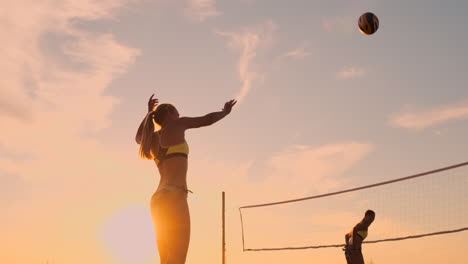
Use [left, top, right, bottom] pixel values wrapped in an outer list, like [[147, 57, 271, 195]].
[[136, 94, 236, 264], [344, 210, 376, 264]]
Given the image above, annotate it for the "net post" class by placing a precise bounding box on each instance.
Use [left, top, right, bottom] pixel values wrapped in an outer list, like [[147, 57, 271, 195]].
[[222, 191, 226, 264], [239, 208, 246, 251]]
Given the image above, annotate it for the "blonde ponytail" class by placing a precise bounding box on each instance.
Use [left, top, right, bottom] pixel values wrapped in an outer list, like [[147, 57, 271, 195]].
[[138, 104, 175, 160], [139, 111, 159, 160]]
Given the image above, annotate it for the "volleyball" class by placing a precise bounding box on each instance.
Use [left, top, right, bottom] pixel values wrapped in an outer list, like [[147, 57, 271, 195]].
[[358, 12, 379, 35]]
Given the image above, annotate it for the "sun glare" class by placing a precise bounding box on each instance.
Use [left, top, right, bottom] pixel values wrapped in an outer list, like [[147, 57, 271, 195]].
[[101, 206, 158, 263]]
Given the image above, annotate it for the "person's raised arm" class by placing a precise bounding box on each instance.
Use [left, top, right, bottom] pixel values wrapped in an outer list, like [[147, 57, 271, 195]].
[[178, 99, 236, 129], [136, 94, 158, 144], [351, 224, 363, 250]]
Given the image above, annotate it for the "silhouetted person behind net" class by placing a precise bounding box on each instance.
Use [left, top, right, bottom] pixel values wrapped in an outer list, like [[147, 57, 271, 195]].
[[344, 210, 376, 264], [136, 94, 236, 264]]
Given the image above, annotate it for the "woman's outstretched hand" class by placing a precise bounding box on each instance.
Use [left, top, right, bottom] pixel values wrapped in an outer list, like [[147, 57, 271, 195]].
[[148, 94, 159, 112], [222, 99, 237, 115]]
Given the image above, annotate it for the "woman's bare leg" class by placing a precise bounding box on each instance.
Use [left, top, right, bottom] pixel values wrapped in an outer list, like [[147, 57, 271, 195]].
[[165, 197, 190, 264], [151, 190, 190, 264]]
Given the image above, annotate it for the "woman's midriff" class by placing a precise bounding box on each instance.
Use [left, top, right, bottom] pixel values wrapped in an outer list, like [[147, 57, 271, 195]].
[[157, 157, 188, 190]]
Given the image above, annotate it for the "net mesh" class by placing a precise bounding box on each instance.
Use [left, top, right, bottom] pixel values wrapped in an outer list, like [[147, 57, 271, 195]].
[[239, 161, 468, 251]]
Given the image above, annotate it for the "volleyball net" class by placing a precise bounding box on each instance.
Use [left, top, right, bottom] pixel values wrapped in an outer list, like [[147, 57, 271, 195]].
[[238, 161, 468, 251]]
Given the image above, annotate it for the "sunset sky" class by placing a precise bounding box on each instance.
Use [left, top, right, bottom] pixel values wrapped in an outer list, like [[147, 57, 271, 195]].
[[1, 0, 468, 263]]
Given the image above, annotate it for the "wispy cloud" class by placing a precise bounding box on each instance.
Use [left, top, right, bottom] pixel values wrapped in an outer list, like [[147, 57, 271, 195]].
[[0, 0, 139, 170], [281, 42, 311, 59], [336, 66, 366, 80], [217, 21, 276, 103], [186, 0, 221, 22], [190, 141, 374, 206], [0, 1, 141, 262], [390, 100, 468, 130], [267, 142, 374, 196]]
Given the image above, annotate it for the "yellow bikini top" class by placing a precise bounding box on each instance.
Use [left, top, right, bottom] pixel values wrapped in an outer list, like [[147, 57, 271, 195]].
[[154, 141, 189, 165], [356, 230, 368, 240]]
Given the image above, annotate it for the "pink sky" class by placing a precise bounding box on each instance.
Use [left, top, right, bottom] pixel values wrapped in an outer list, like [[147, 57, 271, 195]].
[[1, 0, 467, 263]]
